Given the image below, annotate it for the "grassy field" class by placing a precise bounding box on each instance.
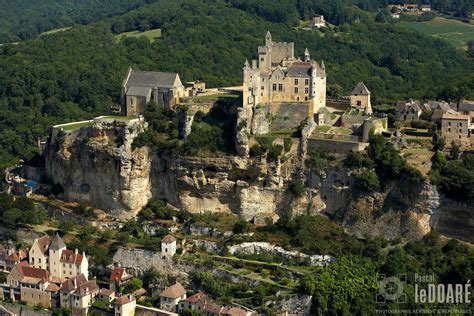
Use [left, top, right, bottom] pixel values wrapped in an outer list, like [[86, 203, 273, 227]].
[[115, 28, 161, 42], [400, 17, 474, 49]]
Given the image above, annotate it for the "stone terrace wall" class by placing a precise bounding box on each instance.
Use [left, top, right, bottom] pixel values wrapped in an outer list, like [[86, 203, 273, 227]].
[[308, 138, 368, 153], [270, 102, 310, 130]]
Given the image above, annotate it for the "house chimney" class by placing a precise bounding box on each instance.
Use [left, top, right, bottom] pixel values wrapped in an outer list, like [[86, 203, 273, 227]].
[[75, 249, 78, 254]]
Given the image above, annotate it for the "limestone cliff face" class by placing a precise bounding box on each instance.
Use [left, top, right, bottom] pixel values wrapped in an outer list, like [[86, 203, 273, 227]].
[[45, 118, 151, 219], [43, 116, 471, 241]]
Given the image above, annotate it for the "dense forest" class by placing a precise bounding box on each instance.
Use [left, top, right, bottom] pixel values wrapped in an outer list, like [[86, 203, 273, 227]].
[[0, 0, 473, 168], [0, 0, 158, 43]]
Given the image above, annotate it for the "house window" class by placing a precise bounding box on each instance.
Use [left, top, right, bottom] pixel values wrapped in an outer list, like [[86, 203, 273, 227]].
[[294, 79, 299, 85], [294, 87, 299, 94], [305, 87, 309, 94], [305, 79, 309, 85], [357, 101, 362, 106], [448, 128, 451, 133], [272, 84, 277, 91], [278, 84, 283, 91]]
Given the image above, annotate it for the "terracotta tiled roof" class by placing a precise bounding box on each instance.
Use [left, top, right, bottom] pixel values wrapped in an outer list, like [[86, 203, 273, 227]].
[[226, 307, 249, 316], [162, 235, 176, 244], [99, 288, 115, 297], [110, 267, 126, 282], [5, 252, 19, 262], [116, 295, 135, 306], [203, 301, 224, 314], [20, 264, 50, 282], [46, 283, 61, 292], [60, 249, 83, 264], [184, 291, 208, 303], [160, 282, 186, 298], [36, 236, 52, 254]]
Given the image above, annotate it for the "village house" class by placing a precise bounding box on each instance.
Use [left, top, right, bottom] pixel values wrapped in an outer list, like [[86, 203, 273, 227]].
[[59, 274, 99, 312], [420, 5, 432, 12], [178, 291, 209, 313], [109, 266, 133, 291], [440, 112, 471, 143], [243, 31, 327, 118], [3, 261, 59, 308], [458, 99, 474, 124], [396, 99, 422, 123], [160, 282, 187, 312], [429, 101, 455, 123], [29, 234, 89, 280], [161, 234, 177, 259], [115, 294, 137, 316], [121, 68, 186, 116], [98, 288, 116, 303], [309, 15, 326, 28], [0, 243, 27, 272]]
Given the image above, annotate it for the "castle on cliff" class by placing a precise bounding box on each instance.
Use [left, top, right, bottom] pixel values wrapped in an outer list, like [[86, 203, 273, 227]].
[[243, 31, 327, 117]]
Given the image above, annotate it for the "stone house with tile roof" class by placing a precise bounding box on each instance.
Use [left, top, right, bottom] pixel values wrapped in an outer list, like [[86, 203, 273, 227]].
[[3, 261, 60, 308], [59, 273, 99, 312], [160, 282, 186, 312], [109, 266, 132, 291]]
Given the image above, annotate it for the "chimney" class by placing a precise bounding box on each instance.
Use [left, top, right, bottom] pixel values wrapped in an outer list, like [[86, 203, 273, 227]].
[[75, 249, 78, 254]]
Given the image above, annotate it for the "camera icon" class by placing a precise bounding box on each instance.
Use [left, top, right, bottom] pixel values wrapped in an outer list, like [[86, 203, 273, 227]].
[[376, 274, 407, 303]]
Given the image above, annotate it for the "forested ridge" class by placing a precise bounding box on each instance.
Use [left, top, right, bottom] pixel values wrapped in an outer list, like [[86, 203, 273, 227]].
[[0, 0, 158, 43], [0, 0, 473, 168]]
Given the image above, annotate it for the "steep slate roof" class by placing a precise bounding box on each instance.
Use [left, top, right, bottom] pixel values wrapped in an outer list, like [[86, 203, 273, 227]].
[[126, 70, 179, 89], [126, 86, 152, 97], [60, 249, 84, 264], [160, 282, 186, 298], [351, 82, 370, 96], [459, 100, 474, 112], [49, 234, 66, 251], [286, 62, 312, 78]]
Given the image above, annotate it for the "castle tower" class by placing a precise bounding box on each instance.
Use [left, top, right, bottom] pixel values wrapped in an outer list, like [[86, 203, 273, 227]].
[[304, 48, 310, 62], [49, 234, 66, 278], [265, 31, 272, 46], [243, 60, 254, 108]]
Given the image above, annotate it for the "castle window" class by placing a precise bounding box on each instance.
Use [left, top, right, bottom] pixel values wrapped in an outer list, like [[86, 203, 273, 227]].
[[278, 84, 283, 91], [262, 78, 265, 82], [294, 87, 299, 94], [294, 79, 299, 85], [260, 58, 264, 62], [261, 86, 264, 91], [459, 129, 462, 133], [305, 79, 309, 85], [448, 128, 451, 133], [448, 122, 451, 126], [305, 88, 309, 94], [272, 84, 277, 91]]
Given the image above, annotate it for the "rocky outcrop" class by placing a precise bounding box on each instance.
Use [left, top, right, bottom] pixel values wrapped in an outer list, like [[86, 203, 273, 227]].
[[227, 242, 336, 266], [44, 117, 151, 219], [250, 105, 271, 135]]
